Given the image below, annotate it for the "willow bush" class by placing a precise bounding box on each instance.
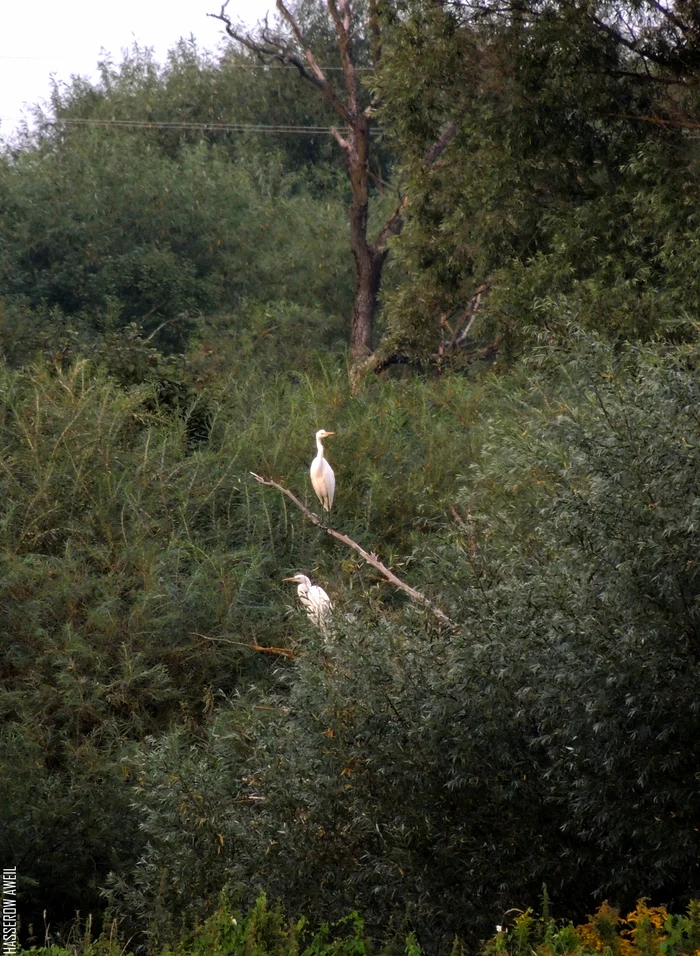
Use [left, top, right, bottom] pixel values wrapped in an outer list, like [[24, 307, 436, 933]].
[[0, 127, 354, 358]]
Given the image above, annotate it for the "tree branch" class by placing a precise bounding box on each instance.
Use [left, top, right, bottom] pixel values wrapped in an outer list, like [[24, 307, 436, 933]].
[[208, 0, 353, 124], [327, 0, 359, 116], [370, 119, 458, 256], [604, 111, 700, 130], [194, 631, 295, 658], [423, 118, 459, 165], [372, 194, 408, 254], [590, 13, 678, 70], [250, 472, 455, 629], [275, 0, 329, 86], [648, 0, 693, 38]]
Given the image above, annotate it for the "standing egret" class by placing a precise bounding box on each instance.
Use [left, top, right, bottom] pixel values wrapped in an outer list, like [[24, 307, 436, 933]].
[[310, 428, 335, 511], [283, 573, 333, 630]]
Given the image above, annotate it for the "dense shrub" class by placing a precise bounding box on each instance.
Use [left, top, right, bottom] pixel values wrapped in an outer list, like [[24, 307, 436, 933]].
[[0, 128, 353, 357], [0, 347, 484, 933], [102, 334, 700, 948]]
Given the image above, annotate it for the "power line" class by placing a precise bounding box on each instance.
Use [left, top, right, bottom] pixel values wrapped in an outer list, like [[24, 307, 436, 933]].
[[27, 117, 385, 134]]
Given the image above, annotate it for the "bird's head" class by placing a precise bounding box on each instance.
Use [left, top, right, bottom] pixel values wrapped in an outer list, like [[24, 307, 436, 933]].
[[283, 573, 311, 586], [315, 428, 335, 440]]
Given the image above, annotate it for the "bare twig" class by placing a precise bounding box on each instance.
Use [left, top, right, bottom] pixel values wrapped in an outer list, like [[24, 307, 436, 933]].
[[423, 119, 459, 165], [193, 632, 295, 658], [250, 473, 455, 629]]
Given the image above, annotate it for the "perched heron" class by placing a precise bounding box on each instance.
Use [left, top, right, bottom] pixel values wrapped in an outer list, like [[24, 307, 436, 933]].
[[310, 428, 335, 511], [283, 573, 333, 630]]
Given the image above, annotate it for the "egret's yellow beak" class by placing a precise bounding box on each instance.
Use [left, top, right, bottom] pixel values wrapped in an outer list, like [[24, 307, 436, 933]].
[[325, 431, 336, 436], [282, 576, 297, 582]]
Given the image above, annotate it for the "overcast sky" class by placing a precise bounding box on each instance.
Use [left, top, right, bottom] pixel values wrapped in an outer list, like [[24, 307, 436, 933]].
[[1, 0, 272, 139]]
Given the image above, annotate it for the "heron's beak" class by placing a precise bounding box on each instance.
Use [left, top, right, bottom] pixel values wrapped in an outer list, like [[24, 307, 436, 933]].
[[326, 431, 336, 436], [282, 577, 296, 582]]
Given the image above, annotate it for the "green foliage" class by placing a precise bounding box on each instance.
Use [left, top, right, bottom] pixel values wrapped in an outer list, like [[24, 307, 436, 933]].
[[378, 0, 700, 356], [105, 333, 700, 948], [39, 41, 348, 179], [21, 894, 411, 956], [19, 898, 700, 956], [0, 121, 353, 356], [0, 344, 484, 934], [482, 898, 700, 956], [0, 39, 359, 361]]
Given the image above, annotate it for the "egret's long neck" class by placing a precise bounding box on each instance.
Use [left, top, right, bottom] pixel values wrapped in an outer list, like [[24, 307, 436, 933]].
[[316, 435, 325, 459]]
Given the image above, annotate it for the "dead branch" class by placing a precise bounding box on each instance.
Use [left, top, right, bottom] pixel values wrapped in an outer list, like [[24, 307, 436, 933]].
[[604, 112, 700, 130], [250, 472, 455, 629], [423, 119, 459, 165], [438, 282, 491, 358], [194, 631, 296, 658], [209, 0, 351, 122], [251, 643, 296, 658]]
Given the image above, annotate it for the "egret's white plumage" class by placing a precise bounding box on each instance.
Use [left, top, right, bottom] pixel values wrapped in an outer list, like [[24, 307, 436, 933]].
[[283, 573, 333, 630], [310, 428, 335, 511]]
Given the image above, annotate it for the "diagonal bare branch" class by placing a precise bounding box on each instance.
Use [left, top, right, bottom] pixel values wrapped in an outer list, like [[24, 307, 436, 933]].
[[209, 0, 353, 123], [275, 0, 329, 85], [327, 0, 360, 115], [250, 472, 455, 629], [423, 118, 459, 166], [372, 194, 407, 254]]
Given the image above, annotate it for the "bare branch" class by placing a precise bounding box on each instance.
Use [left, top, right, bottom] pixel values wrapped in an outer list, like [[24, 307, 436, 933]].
[[590, 13, 677, 69], [648, 1, 693, 38], [275, 0, 329, 85], [327, 0, 360, 115], [604, 112, 700, 130], [423, 119, 459, 165], [209, 0, 353, 123], [250, 472, 455, 629], [332, 126, 352, 150], [194, 631, 295, 658], [372, 194, 408, 253], [369, 119, 458, 256]]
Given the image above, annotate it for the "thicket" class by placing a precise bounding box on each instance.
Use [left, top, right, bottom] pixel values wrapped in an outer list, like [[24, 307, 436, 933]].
[[0, 46, 356, 361], [0, 331, 486, 933], [4, 331, 697, 948]]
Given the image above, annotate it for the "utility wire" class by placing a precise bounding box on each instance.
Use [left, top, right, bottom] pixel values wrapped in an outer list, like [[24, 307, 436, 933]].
[[19, 116, 385, 134]]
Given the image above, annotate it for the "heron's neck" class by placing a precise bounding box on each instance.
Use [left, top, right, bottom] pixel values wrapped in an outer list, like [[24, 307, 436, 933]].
[[316, 436, 325, 458]]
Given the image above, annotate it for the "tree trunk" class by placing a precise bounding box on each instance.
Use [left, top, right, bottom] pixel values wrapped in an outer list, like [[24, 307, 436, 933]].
[[211, 1, 457, 371], [350, 244, 386, 363]]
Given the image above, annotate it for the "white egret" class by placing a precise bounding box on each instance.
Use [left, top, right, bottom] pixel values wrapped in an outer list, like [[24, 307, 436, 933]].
[[283, 573, 333, 630], [310, 428, 335, 511]]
